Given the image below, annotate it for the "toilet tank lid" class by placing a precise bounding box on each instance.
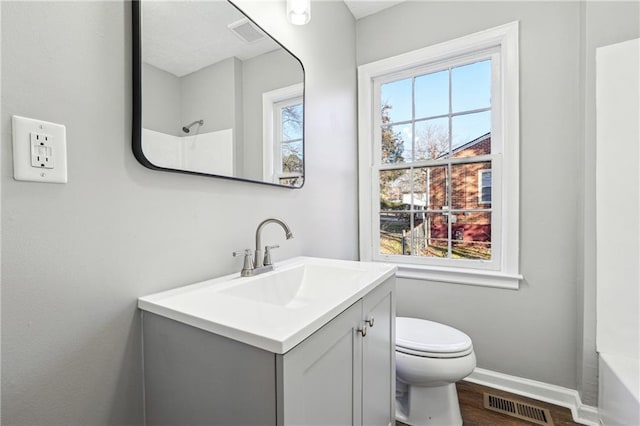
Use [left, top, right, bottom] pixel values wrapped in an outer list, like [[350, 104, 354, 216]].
[[396, 317, 472, 354]]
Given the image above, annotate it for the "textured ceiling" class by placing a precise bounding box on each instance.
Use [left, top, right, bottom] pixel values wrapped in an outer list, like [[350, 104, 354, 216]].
[[142, 2, 279, 77]]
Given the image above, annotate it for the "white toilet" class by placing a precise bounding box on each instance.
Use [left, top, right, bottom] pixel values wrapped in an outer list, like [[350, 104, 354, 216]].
[[395, 317, 476, 426]]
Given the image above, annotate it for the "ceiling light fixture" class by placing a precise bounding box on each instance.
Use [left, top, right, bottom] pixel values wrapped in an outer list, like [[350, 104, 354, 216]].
[[287, 0, 311, 25]]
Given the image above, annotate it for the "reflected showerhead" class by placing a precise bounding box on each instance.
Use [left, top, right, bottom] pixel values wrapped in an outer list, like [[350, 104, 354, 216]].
[[182, 120, 204, 133]]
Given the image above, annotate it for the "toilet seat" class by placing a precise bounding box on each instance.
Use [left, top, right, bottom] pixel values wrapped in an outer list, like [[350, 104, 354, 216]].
[[396, 317, 473, 359], [396, 345, 474, 358]]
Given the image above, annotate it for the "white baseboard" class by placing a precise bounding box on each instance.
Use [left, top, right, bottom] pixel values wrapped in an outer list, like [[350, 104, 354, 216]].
[[464, 368, 599, 426]]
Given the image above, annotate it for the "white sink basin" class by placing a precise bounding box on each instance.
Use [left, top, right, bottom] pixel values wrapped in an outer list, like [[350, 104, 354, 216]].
[[138, 257, 396, 353], [220, 263, 368, 308]]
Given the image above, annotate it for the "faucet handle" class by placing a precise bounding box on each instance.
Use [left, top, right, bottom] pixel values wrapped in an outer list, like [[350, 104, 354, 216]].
[[233, 249, 254, 276], [263, 245, 280, 266]]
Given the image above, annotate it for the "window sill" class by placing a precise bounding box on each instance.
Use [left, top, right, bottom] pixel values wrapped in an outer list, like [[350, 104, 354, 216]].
[[394, 263, 522, 290]]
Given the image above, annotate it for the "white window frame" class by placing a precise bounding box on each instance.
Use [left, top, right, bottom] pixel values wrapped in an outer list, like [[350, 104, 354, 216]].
[[262, 83, 304, 184], [478, 169, 492, 205], [358, 21, 522, 289]]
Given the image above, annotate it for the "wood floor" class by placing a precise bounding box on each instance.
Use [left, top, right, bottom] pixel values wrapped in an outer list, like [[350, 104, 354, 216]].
[[398, 381, 581, 426]]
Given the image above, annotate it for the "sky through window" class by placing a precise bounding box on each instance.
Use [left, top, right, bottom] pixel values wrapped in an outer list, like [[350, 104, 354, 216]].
[[380, 59, 491, 154]]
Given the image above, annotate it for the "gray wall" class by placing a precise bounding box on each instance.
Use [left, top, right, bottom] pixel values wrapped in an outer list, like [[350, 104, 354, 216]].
[[180, 57, 239, 134], [1, 1, 357, 424], [142, 63, 181, 136], [145, 57, 240, 136], [357, 1, 639, 404]]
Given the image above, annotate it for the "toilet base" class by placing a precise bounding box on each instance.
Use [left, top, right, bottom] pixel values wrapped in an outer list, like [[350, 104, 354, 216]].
[[395, 382, 462, 426]]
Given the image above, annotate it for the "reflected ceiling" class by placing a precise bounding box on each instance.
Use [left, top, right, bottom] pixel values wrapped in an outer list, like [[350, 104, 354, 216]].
[[142, 2, 279, 77]]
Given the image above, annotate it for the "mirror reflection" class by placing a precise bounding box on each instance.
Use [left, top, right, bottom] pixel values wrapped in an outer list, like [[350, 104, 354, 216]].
[[135, 1, 305, 188]]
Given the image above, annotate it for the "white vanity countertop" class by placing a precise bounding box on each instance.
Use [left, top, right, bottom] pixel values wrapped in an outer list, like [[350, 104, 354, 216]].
[[138, 256, 396, 354]]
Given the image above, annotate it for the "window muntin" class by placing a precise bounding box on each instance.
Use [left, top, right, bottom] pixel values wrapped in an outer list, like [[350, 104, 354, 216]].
[[374, 53, 499, 268]]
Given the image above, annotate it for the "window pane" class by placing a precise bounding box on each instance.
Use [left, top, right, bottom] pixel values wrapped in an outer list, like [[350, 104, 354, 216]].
[[480, 170, 492, 204], [282, 141, 303, 173], [381, 78, 412, 123], [451, 211, 491, 260], [481, 170, 491, 186], [452, 60, 491, 113], [411, 168, 427, 209], [416, 212, 449, 258], [413, 166, 448, 210], [414, 118, 449, 160], [451, 162, 491, 209], [415, 70, 449, 119], [381, 123, 412, 163], [282, 104, 303, 141], [380, 169, 411, 208], [452, 111, 491, 153], [379, 212, 411, 255], [480, 188, 491, 203]]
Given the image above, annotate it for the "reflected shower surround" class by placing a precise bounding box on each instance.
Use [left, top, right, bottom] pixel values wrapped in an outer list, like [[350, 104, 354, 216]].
[[142, 128, 233, 176]]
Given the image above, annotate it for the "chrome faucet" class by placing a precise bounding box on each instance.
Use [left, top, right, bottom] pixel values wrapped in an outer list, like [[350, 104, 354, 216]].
[[233, 218, 293, 277], [255, 218, 293, 268]]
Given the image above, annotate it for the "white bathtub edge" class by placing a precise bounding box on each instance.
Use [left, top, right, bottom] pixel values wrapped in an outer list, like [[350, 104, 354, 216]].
[[464, 367, 599, 425], [598, 353, 640, 426]]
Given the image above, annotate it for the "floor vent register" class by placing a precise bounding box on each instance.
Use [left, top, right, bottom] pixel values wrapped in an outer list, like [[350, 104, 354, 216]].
[[483, 392, 554, 425]]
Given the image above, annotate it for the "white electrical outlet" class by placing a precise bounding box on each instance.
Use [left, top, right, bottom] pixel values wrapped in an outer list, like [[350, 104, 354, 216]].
[[30, 132, 55, 169], [12, 115, 67, 183]]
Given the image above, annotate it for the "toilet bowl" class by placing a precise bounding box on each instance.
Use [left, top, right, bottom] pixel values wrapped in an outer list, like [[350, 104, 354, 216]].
[[395, 317, 476, 426]]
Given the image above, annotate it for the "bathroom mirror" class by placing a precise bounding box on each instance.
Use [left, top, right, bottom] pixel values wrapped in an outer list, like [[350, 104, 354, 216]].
[[132, 0, 305, 188]]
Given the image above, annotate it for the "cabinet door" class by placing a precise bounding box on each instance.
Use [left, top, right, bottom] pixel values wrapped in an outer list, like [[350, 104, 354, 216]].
[[362, 277, 395, 426], [279, 301, 363, 426]]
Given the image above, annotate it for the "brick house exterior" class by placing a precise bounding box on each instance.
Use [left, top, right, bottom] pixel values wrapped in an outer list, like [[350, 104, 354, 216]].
[[426, 133, 491, 245]]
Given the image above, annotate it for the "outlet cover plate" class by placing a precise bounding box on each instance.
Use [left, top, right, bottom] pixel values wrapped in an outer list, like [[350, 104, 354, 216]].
[[12, 115, 67, 183]]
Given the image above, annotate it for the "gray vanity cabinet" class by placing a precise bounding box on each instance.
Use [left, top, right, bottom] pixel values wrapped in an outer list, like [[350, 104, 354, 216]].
[[278, 276, 395, 425], [142, 276, 395, 426], [362, 280, 395, 425]]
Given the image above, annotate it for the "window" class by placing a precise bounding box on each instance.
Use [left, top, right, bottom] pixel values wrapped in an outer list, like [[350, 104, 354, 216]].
[[479, 169, 492, 204], [378, 58, 493, 262], [274, 98, 303, 186], [358, 22, 521, 289], [263, 84, 304, 187]]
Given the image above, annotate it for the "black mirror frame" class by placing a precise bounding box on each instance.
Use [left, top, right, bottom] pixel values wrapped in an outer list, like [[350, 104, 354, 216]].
[[131, 0, 306, 188]]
